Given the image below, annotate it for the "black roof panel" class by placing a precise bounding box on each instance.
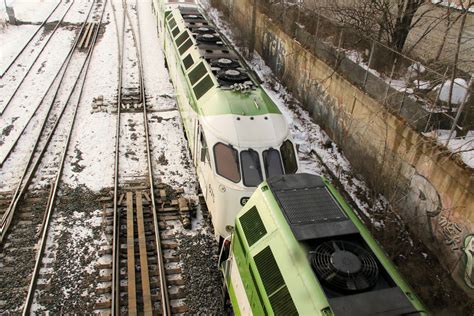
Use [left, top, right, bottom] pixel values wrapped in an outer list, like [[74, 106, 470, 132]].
[[267, 174, 358, 241]]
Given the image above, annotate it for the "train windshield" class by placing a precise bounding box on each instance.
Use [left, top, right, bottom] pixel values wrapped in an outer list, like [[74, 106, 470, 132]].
[[263, 148, 284, 178], [214, 143, 241, 183], [280, 140, 298, 174], [240, 150, 263, 187]]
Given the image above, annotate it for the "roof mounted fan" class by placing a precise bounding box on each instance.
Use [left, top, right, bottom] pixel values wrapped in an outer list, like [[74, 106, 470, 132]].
[[311, 240, 379, 294], [217, 69, 249, 83], [210, 58, 240, 69], [197, 33, 221, 43], [194, 26, 216, 34], [184, 14, 203, 20]]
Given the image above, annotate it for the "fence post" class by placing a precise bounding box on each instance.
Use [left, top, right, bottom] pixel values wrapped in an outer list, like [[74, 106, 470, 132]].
[[335, 28, 344, 68], [424, 66, 449, 132], [249, 0, 257, 58], [384, 58, 397, 106], [315, 13, 320, 38], [363, 41, 375, 90], [445, 78, 472, 147]]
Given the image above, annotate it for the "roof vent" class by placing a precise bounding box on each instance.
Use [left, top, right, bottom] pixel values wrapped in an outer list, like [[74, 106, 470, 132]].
[[211, 58, 240, 69], [217, 69, 249, 83], [197, 33, 221, 43], [195, 26, 216, 34], [184, 14, 202, 19], [310, 240, 379, 294]]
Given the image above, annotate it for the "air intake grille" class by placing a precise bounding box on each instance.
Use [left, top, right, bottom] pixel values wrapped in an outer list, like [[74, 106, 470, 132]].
[[254, 247, 298, 315], [276, 187, 346, 224], [239, 206, 266, 247], [269, 286, 298, 315], [254, 247, 284, 294]]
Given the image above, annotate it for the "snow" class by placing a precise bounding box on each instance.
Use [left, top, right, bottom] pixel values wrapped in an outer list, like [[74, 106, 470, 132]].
[[430, 130, 474, 168], [437, 78, 469, 104], [0, 24, 38, 72], [388, 79, 414, 93], [432, 0, 474, 13], [1, 0, 58, 23], [413, 79, 430, 90], [407, 62, 426, 77]]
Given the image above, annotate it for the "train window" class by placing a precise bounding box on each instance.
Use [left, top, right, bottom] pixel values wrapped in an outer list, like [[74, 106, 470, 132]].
[[199, 131, 209, 162], [168, 17, 177, 30], [189, 62, 207, 85], [280, 140, 297, 174], [171, 26, 180, 37], [241, 150, 263, 187], [165, 11, 172, 20], [183, 54, 194, 70], [193, 75, 213, 100], [214, 143, 240, 183], [175, 31, 189, 47], [178, 38, 193, 55], [262, 149, 284, 179]]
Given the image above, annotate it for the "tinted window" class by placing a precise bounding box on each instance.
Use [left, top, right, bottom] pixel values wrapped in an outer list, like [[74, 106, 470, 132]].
[[189, 62, 207, 85], [241, 150, 263, 187], [193, 75, 213, 99], [280, 140, 297, 174], [179, 38, 193, 55], [175, 32, 189, 47], [168, 17, 177, 30], [214, 143, 240, 183], [172, 26, 180, 37], [183, 54, 194, 70], [263, 149, 283, 178]]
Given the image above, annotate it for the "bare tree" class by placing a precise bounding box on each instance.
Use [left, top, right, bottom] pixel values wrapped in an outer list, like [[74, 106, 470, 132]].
[[310, 0, 431, 53]]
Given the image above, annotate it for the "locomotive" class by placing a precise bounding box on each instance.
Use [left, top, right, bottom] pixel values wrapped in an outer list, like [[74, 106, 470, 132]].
[[152, 0, 299, 242], [219, 173, 427, 315]]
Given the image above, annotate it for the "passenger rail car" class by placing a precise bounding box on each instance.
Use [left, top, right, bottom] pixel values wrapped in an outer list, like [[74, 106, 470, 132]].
[[220, 174, 427, 315], [152, 0, 299, 241]]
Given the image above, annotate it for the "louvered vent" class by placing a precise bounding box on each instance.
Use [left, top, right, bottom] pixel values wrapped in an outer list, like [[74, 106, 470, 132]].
[[269, 286, 298, 315], [239, 206, 266, 247], [254, 246, 298, 315]]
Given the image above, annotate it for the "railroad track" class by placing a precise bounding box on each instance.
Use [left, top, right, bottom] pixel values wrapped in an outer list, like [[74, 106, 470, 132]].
[[91, 0, 189, 314], [0, 0, 62, 79], [0, 0, 74, 115], [0, 0, 100, 167], [0, 1, 105, 313]]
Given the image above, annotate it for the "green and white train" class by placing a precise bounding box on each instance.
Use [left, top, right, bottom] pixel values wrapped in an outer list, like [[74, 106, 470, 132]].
[[152, 0, 298, 241], [219, 173, 427, 315]]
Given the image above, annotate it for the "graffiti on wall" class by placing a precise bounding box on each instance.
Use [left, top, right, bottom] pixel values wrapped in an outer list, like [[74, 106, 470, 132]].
[[438, 214, 464, 251], [262, 31, 286, 77]]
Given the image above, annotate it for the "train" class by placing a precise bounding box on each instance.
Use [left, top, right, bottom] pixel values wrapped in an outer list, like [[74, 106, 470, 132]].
[[152, 0, 299, 243], [152, 1, 427, 314], [218, 173, 427, 315]]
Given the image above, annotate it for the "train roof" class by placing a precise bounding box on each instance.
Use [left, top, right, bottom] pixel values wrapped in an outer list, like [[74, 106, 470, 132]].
[[164, 7, 284, 118], [232, 174, 426, 315]]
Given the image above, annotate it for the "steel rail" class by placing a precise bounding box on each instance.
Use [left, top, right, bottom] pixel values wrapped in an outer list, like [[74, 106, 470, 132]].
[[0, 1, 96, 167], [0, 1, 96, 245], [22, 2, 106, 313], [0, 0, 63, 78], [111, 0, 126, 312], [134, 0, 171, 313], [0, 0, 74, 115]]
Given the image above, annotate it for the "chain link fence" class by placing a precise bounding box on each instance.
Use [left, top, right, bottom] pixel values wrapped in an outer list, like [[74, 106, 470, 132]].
[[252, 0, 473, 141]]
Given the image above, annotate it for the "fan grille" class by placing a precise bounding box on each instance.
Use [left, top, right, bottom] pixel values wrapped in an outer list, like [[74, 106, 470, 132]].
[[311, 240, 379, 293]]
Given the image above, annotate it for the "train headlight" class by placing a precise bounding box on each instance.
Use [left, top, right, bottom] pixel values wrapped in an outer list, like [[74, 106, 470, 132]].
[[219, 184, 226, 193], [225, 225, 234, 233]]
